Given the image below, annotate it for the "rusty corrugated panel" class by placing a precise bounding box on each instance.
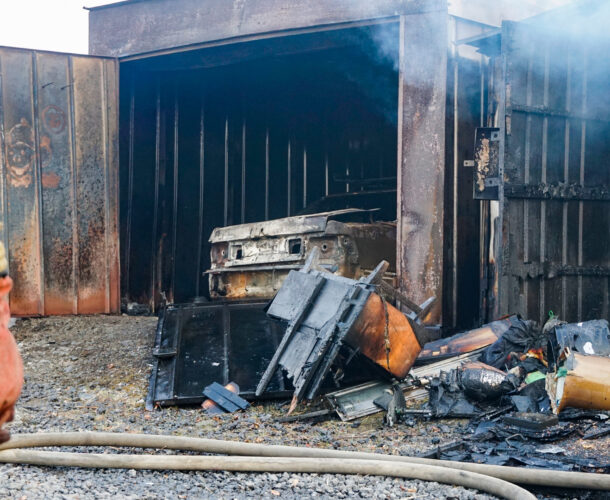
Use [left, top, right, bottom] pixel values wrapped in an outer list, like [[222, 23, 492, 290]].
[[0, 50, 43, 315], [396, 5, 448, 325], [0, 47, 119, 316], [36, 53, 75, 314]]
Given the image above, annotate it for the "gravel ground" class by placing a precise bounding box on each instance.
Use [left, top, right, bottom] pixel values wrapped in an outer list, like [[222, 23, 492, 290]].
[[1, 315, 608, 499]]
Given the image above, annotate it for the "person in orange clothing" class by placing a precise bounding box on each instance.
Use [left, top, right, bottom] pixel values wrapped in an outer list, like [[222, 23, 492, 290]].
[[0, 242, 23, 444]]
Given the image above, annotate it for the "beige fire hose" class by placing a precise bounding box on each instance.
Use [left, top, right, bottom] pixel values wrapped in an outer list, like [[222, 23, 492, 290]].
[[1, 433, 608, 499]]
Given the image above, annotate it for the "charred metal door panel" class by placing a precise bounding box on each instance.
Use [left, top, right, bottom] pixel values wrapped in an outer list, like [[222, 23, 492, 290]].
[[0, 48, 119, 316], [496, 22, 610, 324], [147, 301, 289, 407]]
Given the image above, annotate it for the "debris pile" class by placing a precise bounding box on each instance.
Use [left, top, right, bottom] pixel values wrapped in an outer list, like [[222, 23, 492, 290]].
[[146, 215, 610, 475]]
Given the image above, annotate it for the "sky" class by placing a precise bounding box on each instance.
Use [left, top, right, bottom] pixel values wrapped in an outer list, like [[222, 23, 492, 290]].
[[0, 0, 577, 56], [0, 0, 110, 54]]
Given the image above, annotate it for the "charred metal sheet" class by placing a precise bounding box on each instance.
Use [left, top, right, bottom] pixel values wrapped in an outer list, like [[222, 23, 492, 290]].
[[0, 49, 42, 315], [326, 349, 485, 421], [257, 255, 423, 405], [207, 210, 396, 300], [146, 300, 290, 408], [0, 47, 119, 316], [472, 127, 500, 200], [417, 315, 519, 363]]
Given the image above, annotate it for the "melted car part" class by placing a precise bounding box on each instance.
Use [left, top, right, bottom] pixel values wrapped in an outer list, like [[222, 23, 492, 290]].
[[206, 209, 396, 300]]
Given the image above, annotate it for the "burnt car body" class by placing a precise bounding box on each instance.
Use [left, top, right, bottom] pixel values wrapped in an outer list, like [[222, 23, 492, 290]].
[[206, 209, 396, 300]]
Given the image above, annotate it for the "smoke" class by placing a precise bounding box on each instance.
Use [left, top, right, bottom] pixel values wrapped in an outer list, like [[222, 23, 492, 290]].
[[522, 0, 610, 42]]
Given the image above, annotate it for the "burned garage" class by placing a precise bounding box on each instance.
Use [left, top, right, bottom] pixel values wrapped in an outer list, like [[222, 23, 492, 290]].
[[0, 0, 609, 498]]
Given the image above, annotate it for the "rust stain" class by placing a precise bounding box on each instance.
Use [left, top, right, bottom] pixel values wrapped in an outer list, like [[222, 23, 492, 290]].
[[41, 105, 67, 135], [41, 172, 60, 189], [78, 218, 107, 314], [43, 237, 74, 315], [43, 294, 74, 316], [5, 118, 34, 188]]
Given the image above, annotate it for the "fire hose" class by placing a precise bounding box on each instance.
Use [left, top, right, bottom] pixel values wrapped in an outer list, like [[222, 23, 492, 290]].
[[1, 432, 609, 499]]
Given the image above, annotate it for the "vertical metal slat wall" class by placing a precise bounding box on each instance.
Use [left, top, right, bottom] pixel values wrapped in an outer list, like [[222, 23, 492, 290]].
[[0, 47, 119, 316]]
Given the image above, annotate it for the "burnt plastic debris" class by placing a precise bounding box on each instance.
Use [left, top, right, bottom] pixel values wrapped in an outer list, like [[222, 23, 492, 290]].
[[555, 319, 610, 355], [426, 361, 520, 418], [439, 434, 609, 472], [510, 378, 551, 414], [583, 422, 610, 440], [427, 369, 480, 418], [459, 362, 520, 402], [256, 250, 426, 407], [481, 316, 544, 370], [502, 412, 559, 431]]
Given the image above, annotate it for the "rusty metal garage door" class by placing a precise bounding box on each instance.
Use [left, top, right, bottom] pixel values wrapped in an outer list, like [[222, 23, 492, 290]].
[[494, 21, 610, 324], [0, 47, 119, 316]]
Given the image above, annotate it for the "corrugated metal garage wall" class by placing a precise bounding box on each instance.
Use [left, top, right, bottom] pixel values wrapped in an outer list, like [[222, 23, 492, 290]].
[[0, 47, 120, 316]]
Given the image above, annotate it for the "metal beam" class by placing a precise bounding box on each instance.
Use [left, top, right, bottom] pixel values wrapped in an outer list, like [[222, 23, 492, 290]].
[[89, 0, 446, 58], [396, 4, 448, 325]]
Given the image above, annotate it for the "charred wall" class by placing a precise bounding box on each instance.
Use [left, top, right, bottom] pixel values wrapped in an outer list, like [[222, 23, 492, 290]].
[[489, 15, 610, 325]]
